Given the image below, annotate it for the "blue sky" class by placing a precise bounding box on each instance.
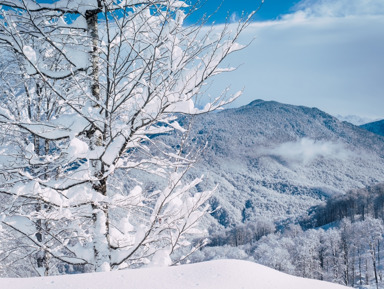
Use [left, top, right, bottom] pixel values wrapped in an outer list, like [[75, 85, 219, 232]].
[[187, 0, 302, 23], [198, 0, 384, 120]]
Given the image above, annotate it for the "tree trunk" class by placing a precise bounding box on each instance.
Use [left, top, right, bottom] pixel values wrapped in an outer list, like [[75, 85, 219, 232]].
[[85, 2, 111, 272], [85, 4, 101, 104], [92, 206, 111, 272], [351, 249, 355, 287], [371, 244, 379, 289], [359, 248, 363, 285], [343, 240, 349, 285], [378, 239, 382, 282]]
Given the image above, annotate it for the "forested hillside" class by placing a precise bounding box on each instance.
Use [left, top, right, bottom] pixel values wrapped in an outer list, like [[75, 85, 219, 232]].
[[164, 100, 384, 229], [191, 183, 384, 288], [361, 120, 384, 137]]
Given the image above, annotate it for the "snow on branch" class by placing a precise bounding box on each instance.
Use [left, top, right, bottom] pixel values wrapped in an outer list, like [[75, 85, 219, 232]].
[[0, 0, 254, 274]]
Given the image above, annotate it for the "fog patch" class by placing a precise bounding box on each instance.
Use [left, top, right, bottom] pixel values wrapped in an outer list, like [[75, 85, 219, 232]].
[[266, 138, 351, 164]]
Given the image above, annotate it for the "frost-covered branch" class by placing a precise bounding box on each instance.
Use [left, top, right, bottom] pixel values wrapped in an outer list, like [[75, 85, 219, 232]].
[[0, 0, 257, 275]]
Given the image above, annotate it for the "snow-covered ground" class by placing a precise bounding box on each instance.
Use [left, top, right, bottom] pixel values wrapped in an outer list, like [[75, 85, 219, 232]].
[[0, 260, 348, 289]]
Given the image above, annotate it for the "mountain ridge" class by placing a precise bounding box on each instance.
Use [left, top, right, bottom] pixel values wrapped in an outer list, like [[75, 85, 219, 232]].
[[360, 119, 384, 137], [172, 100, 384, 228]]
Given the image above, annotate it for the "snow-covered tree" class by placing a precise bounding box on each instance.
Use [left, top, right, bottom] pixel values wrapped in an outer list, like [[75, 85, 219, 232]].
[[254, 233, 295, 274], [320, 228, 345, 284], [356, 217, 384, 289], [0, 0, 255, 275]]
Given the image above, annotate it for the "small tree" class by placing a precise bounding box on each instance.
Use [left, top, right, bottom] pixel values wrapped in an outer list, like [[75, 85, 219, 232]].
[[0, 0, 255, 275]]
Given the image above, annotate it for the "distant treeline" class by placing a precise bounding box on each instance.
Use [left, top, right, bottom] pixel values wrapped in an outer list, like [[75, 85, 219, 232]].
[[207, 217, 275, 247], [303, 183, 384, 228]]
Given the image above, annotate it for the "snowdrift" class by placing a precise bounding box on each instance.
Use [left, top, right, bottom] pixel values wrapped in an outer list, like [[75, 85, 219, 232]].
[[0, 259, 348, 289]]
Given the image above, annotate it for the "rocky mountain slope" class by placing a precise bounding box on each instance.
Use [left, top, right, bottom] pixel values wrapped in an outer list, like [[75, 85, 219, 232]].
[[171, 100, 384, 228]]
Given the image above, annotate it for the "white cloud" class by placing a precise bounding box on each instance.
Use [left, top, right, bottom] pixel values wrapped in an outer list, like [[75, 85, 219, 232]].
[[292, 0, 384, 18]]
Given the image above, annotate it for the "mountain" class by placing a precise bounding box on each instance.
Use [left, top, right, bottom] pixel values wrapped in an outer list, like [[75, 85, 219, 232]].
[[360, 119, 384, 136], [167, 100, 384, 228], [0, 259, 348, 289], [335, 114, 375, 125]]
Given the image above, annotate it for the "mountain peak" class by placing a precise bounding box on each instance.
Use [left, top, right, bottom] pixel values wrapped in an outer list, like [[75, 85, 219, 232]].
[[247, 99, 266, 106]]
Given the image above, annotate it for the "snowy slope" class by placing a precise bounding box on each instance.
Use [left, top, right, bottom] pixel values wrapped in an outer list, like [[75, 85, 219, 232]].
[[166, 100, 384, 227], [0, 260, 348, 289], [361, 119, 384, 136]]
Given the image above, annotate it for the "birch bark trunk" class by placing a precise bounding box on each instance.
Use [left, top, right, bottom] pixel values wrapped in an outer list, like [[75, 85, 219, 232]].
[[85, 1, 111, 272]]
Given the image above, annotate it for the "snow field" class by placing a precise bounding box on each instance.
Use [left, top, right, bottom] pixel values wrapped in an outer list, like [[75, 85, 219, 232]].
[[0, 260, 348, 289]]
